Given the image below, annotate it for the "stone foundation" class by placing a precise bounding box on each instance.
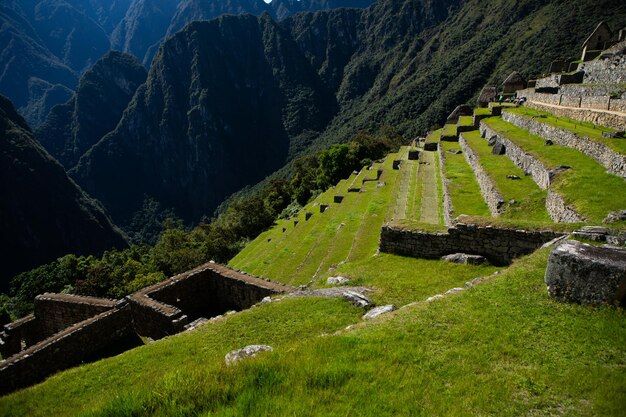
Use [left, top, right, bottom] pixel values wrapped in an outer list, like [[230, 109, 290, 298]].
[[380, 224, 563, 265]]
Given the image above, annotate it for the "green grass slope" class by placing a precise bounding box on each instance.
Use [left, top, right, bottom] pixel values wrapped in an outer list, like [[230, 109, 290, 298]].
[[2, 250, 623, 416]]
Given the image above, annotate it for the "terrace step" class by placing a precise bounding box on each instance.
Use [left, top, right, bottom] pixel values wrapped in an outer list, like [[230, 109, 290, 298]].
[[502, 108, 626, 177], [480, 118, 626, 223]]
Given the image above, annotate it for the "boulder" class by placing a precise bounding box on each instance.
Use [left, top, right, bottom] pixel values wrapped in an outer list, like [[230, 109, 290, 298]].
[[441, 253, 488, 265], [225, 345, 273, 366], [327, 276, 351, 285], [363, 305, 396, 320], [342, 290, 372, 308], [544, 240, 626, 306]]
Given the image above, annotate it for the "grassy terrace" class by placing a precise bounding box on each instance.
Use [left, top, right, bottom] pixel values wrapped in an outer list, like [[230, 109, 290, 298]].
[[442, 123, 457, 138], [231, 153, 402, 287], [458, 115, 474, 127], [474, 107, 492, 116], [2, 250, 624, 416], [483, 117, 626, 224], [439, 141, 491, 218], [505, 106, 625, 154], [461, 131, 552, 222], [419, 150, 443, 224]]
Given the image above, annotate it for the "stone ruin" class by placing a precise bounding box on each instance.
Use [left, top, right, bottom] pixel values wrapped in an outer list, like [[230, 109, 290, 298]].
[[0, 262, 293, 394], [502, 71, 527, 94], [581, 21, 612, 62]]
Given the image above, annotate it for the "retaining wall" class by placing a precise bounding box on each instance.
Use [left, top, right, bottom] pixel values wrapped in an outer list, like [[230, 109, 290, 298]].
[[458, 133, 504, 216], [559, 84, 626, 97], [502, 111, 626, 177], [546, 190, 587, 223], [579, 55, 626, 84], [437, 143, 454, 225], [379, 224, 563, 265]]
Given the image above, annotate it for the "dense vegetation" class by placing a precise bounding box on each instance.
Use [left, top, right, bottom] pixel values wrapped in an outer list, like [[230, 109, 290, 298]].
[[0, 129, 403, 321]]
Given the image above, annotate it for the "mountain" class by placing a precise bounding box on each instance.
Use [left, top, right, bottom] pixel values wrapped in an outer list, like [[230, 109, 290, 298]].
[[271, 0, 376, 20], [36, 51, 148, 169], [71, 14, 336, 224], [0, 95, 127, 290]]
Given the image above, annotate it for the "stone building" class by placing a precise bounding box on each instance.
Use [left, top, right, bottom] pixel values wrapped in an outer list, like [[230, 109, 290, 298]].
[[477, 86, 496, 107], [502, 71, 526, 94], [581, 22, 612, 61], [446, 104, 472, 124]]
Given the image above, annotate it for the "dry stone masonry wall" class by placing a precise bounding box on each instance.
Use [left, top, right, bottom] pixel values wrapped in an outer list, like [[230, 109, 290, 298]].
[[0, 262, 293, 395], [437, 143, 454, 225], [380, 224, 563, 265], [578, 54, 626, 84], [459, 133, 504, 216], [545, 189, 587, 223], [502, 111, 626, 177]]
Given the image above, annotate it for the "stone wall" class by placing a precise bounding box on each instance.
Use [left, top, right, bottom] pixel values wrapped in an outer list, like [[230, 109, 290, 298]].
[[579, 55, 626, 84], [129, 262, 293, 340], [0, 315, 39, 358], [459, 133, 504, 216], [502, 111, 626, 177], [0, 304, 138, 395], [545, 189, 587, 223], [379, 224, 563, 265], [580, 95, 610, 111], [526, 101, 626, 130], [437, 143, 454, 225], [559, 84, 626, 97], [479, 121, 552, 189]]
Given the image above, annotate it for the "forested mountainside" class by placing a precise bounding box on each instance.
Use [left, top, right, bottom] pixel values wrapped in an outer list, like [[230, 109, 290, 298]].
[[0, 0, 374, 127], [0, 95, 127, 290], [68, 0, 626, 228], [71, 14, 337, 225], [36, 51, 147, 169]]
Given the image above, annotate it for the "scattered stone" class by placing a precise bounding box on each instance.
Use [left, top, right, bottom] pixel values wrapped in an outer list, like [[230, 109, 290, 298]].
[[487, 136, 498, 146], [363, 305, 396, 320], [184, 317, 209, 332], [544, 139, 554, 146], [342, 290, 372, 308], [447, 149, 462, 155], [225, 345, 273, 366], [260, 296, 272, 304], [549, 165, 571, 179], [441, 253, 487, 265], [465, 277, 486, 288], [491, 143, 506, 155], [507, 175, 521, 180], [426, 294, 445, 302], [604, 210, 626, 224], [509, 199, 517, 204], [545, 240, 626, 306], [376, 182, 386, 188], [444, 287, 464, 295], [327, 276, 351, 285]]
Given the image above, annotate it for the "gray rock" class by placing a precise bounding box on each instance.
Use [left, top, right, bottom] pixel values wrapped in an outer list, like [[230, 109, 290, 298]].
[[327, 276, 351, 285], [544, 240, 626, 306], [184, 317, 209, 331], [491, 143, 506, 155], [544, 139, 554, 146], [447, 149, 462, 155], [444, 287, 464, 295], [225, 345, 273, 366], [426, 294, 445, 302], [603, 210, 626, 224], [362, 305, 396, 320], [507, 175, 521, 180], [441, 253, 488, 265], [487, 136, 498, 146], [342, 290, 372, 308]]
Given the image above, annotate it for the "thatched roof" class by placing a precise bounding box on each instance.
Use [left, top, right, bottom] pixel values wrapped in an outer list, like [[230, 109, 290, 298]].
[[478, 86, 497, 105], [446, 104, 472, 124], [502, 71, 526, 86]]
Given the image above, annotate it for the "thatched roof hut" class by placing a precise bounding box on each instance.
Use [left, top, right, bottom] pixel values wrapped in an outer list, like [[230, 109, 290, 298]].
[[502, 71, 526, 93], [446, 104, 472, 124], [477, 86, 496, 107]]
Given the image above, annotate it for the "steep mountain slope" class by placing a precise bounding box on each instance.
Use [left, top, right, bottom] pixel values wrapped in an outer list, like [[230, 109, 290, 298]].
[[36, 51, 147, 169], [72, 14, 336, 224], [0, 95, 127, 290], [311, 0, 626, 146]]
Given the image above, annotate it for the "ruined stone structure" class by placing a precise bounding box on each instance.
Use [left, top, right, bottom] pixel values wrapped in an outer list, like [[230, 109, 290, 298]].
[[379, 223, 563, 266], [446, 104, 472, 124], [581, 22, 612, 61], [0, 262, 293, 394], [477, 86, 496, 107]]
